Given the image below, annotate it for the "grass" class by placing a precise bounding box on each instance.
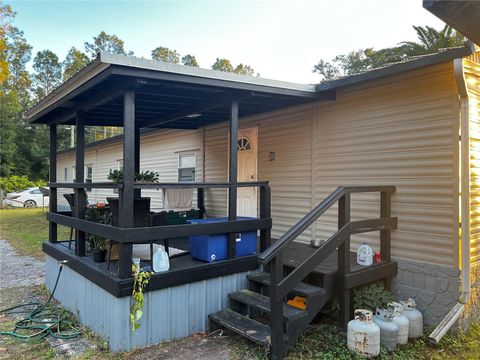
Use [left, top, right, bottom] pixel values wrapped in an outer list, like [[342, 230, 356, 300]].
[[0, 208, 70, 259], [232, 322, 480, 360]]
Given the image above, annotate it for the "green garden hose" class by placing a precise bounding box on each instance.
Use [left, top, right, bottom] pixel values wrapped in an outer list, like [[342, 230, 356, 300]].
[[0, 260, 82, 341]]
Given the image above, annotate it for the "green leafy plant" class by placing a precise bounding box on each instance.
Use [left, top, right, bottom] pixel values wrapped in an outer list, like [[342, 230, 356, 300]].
[[107, 169, 160, 183], [85, 208, 111, 251], [130, 264, 153, 332], [352, 282, 394, 312], [107, 169, 123, 183], [135, 170, 159, 183], [0, 175, 47, 194]]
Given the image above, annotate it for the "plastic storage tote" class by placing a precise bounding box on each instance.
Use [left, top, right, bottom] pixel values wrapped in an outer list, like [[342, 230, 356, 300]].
[[186, 217, 257, 262]]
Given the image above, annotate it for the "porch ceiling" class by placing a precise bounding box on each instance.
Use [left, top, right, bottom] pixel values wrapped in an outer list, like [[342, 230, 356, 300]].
[[26, 53, 334, 129]]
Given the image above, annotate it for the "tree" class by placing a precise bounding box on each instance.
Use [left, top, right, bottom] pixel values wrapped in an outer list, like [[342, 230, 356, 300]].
[[0, 4, 32, 177], [32, 49, 62, 99], [401, 25, 465, 56], [151, 46, 180, 63], [84, 31, 133, 58], [313, 24, 465, 80], [211, 58, 234, 72], [234, 63, 255, 76], [181, 54, 199, 67], [63, 47, 89, 80]]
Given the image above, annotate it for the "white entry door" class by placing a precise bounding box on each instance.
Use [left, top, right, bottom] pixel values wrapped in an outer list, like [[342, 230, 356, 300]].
[[237, 127, 258, 217]]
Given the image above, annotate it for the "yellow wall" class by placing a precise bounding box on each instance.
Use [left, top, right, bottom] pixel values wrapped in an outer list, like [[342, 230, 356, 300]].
[[465, 54, 480, 264], [312, 62, 460, 266]]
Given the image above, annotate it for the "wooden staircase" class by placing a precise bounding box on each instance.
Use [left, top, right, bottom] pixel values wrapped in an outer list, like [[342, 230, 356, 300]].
[[208, 186, 398, 359], [209, 270, 333, 349]]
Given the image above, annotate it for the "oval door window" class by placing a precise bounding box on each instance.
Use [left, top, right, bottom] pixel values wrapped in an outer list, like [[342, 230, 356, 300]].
[[237, 137, 252, 151]]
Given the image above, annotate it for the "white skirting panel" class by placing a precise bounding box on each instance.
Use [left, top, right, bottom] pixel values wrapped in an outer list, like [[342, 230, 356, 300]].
[[45, 255, 249, 351]]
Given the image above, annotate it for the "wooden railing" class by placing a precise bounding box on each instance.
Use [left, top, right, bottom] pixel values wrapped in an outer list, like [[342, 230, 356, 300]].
[[47, 181, 272, 278], [257, 186, 396, 360]]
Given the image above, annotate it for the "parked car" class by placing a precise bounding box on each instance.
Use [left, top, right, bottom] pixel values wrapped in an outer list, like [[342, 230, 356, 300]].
[[5, 187, 49, 208]]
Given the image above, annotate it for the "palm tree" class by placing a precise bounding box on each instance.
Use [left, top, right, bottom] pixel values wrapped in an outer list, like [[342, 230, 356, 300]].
[[400, 25, 465, 56]]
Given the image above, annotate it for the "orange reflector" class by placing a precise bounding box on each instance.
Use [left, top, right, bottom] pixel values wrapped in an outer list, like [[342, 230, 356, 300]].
[[287, 296, 307, 310]]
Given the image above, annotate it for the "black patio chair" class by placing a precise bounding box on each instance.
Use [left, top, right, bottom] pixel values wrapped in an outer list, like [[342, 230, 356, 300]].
[[106, 197, 151, 270], [63, 193, 89, 249]]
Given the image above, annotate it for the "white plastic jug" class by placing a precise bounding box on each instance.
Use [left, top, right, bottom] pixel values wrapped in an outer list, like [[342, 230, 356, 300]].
[[153, 248, 170, 273], [357, 243, 373, 266]]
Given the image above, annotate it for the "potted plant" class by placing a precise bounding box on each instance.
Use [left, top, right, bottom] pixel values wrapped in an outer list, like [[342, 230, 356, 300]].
[[107, 169, 160, 184], [89, 234, 107, 263], [108, 169, 123, 184], [86, 208, 111, 263], [135, 170, 159, 183]]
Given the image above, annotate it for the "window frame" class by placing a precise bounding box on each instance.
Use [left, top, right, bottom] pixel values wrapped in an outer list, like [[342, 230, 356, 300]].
[[177, 152, 196, 183], [85, 164, 93, 192]]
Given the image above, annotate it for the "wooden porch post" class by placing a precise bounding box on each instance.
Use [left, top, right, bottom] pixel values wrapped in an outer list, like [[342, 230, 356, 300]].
[[74, 112, 86, 256], [49, 125, 57, 243], [134, 125, 141, 199], [228, 100, 239, 259], [119, 89, 135, 278], [337, 193, 351, 329]]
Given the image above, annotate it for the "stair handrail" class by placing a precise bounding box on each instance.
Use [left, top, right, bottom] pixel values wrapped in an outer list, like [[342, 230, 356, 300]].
[[258, 185, 395, 265], [260, 185, 396, 360]]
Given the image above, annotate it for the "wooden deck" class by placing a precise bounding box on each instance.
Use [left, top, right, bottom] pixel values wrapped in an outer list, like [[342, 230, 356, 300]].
[[283, 241, 397, 289], [43, 240, 259, 297]]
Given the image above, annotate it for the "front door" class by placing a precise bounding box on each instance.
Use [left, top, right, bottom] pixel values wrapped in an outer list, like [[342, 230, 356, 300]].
[[237, 127, 258, 217]]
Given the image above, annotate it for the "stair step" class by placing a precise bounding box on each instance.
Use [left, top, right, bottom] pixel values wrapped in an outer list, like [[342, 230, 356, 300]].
[[247, 272, 326, 298], [209, 309, 271, 346], [229, 289, 307, 320]]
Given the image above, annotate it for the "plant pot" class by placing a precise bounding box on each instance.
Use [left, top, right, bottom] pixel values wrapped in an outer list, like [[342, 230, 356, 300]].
[[92, 249, 106, 263]]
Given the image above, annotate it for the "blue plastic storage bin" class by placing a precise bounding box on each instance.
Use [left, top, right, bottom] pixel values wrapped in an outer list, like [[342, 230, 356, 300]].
[[186, 217, 257, 262]]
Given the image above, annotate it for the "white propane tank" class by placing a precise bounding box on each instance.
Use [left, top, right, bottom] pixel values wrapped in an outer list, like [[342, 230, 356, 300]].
[[373, 306, 399, 352], [153, 247, 170, 273], [357, 243, 373, 266], [389, 302, 409, 345], [347, 309, 380, 358], [400, 298, 423, 338]]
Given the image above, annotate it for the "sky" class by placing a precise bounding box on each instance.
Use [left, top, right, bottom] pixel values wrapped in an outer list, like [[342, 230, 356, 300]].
[[6, 0, 446, 84]]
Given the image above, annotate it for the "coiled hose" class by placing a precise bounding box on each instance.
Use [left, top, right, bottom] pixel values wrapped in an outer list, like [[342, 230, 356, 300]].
[[0, 260, 82, 341]]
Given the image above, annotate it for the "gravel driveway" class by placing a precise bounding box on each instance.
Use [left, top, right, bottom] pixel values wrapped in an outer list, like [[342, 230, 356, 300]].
[[0, 239, 44, 289]]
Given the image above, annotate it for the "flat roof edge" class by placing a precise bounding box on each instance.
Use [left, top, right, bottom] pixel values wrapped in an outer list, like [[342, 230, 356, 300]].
[[315, 43, 476, 92], [99, 53, 316, 93], [25, 57, 109, 120]]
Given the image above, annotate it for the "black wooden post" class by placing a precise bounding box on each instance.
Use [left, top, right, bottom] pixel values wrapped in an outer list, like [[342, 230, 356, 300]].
[[134, 125, 141, 199], [270, 253, 284, 360], [49, 125, 58, 243], [197, 188, 205, 219], [74, 112, 86, 256], [259, 184, 271, 252], [337, 193, 351, 329], [119, 89, 135, 278], [380, 191, 392, 289], [228, 100, 239, 259]]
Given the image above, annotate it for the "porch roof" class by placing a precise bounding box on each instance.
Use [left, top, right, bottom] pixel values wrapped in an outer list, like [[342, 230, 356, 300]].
[[26, 53, 333, 129]]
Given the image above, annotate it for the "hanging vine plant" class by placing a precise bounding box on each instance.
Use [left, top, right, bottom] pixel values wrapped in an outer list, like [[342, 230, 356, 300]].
[[130, 264, 153, 332]]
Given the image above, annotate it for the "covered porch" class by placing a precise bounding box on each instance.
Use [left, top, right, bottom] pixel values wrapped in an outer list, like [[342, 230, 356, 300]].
[[29, 53, 327, 281], [27, 54, 397, 355]]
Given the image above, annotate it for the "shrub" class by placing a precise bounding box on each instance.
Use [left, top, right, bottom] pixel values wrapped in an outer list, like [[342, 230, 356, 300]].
[[352, 282, 394, 312], [0, 175, 46, 194]]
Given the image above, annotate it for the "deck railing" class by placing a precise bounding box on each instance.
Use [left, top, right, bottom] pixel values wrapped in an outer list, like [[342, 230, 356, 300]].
[[257, 185, 397, 360], [47, 181, 272, 278]]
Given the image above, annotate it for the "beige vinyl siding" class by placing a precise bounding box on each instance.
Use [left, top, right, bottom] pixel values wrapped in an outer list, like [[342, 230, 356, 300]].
[[203, 104, 315, 241], [313, 62, 460, 266], [256, 105, 314, 242], [203, 123, 228, 217], [56, 129, 203, 210], [465, 55, 480, 264]]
